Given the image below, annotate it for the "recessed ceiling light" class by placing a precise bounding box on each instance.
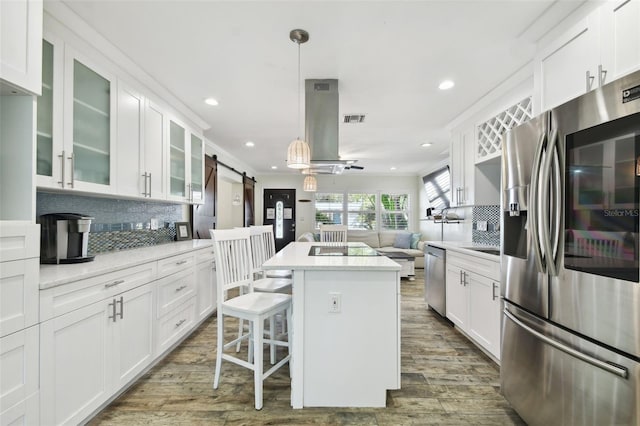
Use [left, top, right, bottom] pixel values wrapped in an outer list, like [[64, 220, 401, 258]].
[[245, 141, 255, 147], [271, 165, 278, 170], [390, 166, 397, 171], [204, 97, 219, 106], [421, 142, 433, 148], [438, 80, 455, 90]]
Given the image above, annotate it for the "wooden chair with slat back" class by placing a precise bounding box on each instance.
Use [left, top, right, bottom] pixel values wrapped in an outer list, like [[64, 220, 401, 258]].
[[210, 228, 291, 410], [320, 224, 348, 242]]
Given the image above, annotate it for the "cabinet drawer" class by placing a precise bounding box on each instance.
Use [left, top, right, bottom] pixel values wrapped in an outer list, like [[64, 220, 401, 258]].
[[157, 297, 195, 354], [0, 258, 39, 337], [448, 251, 500, 281], [194, 247, 215, 265], [157, 252, 194, 278], [156, 269, 195, 318], [0, 390, 38, 426], [0, 222, 39, 262], [40, 261, 157, 321], [0, 325, 39, 413]]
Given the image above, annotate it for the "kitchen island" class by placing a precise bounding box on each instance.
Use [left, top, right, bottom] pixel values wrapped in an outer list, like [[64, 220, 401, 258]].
[[262, 242, 401, 408]]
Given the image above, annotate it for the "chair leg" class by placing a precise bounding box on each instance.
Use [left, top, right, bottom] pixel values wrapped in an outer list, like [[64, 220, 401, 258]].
[[248, 320, 254, 363], [269, 316, 276, 365], [253, 317, 264, 410], [236, 318, 244, 352], [213, 313, 224, 389], [286, 307, 292, 379]]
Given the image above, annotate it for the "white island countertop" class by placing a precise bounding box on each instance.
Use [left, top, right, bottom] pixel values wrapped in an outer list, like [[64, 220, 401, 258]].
[[262, 241, 401, 272], [425, 240, 500, 261], [40, 239, 213, 290]]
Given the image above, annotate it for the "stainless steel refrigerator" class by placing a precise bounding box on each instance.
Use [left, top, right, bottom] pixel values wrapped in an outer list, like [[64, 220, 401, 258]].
[[500, 70, 640, 425]]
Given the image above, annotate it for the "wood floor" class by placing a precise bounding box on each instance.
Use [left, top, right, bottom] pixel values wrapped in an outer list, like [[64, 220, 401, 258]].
[[89, 270, 525, 425]]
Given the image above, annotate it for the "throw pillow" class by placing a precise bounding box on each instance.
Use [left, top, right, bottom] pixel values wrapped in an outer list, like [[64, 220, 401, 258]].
[[393, 232, 412, 249], [410, 233, 421, 249]]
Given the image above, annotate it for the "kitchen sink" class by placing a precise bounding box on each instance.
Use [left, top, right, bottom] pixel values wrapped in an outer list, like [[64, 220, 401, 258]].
[[464, 247, 500, 256]]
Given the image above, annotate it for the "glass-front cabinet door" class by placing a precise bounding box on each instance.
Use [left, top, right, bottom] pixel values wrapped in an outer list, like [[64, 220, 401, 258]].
[[190, 133, 204, 204], [36, 35, 64, 189], [169, 119, 186, 199]]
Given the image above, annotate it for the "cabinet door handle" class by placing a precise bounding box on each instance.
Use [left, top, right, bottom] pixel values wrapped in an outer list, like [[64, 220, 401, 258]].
[[492, 282, 498, 300], [142, 172, 149, 196], [117, 296, 124, 320], [67, 152, 75, 187], [598, 64, 607, 87], [175, 318, 186, 328], [586, 70, 595, 91], [148, 173, 152, 198], [463, 271, 467, 286], [105, 279, 125, 288], [58, 150, 65, 188], [176, 260, 188, 265], [108, 299, 117, 322], [175, 284, 187, 292], [459, 270, 463, 285]]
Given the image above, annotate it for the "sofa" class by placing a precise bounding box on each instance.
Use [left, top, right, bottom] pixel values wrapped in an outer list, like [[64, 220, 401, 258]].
[[347, 231, 425, 268]]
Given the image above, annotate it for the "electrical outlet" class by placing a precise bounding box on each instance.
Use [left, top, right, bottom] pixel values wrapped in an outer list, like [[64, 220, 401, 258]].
[[150, 218, 159, 230], [328, 292, 341, 313], [477, 220, 488, 231]]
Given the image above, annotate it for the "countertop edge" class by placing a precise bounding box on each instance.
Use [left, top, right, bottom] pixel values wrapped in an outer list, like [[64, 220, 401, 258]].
[[425, 240, 500, 262], [40, 240, 214, 290]]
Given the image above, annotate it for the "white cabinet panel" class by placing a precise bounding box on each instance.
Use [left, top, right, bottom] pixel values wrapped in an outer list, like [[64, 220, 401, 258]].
[[0, 392, 38, 426], [449, 126, 474, 207], [143, 100, 167, 200], [445, 263, 468, 329], [116, 82, 143, 198], [0, 259, 39, 337], [0, 325, 39, 418], [0, 0, 42, 95], [156, 298, 195, 355], [468, 273, 501, 359], [156, 269, 195, 318], [112, 284, 154, 389], [0, 221, 39, 262], [40, 300, 111, 426], [601, 0, 640, 80], [196, 256, 215, 321]]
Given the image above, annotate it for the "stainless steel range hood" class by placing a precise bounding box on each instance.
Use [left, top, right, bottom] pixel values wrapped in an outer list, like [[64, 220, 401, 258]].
[[305, 79, 348, 174]]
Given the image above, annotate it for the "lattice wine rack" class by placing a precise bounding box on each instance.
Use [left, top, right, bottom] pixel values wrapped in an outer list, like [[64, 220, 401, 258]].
[[476, 97, 532, 161]]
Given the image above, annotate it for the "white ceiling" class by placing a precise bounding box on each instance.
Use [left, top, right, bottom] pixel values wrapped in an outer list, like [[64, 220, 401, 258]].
[[61, 0, 586, 176]]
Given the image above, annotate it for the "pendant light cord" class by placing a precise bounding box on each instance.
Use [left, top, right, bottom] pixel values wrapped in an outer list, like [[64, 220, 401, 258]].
[[297, 40, 301, 140]]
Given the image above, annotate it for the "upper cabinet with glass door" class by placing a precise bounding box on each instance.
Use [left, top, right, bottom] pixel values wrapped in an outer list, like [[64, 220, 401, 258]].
[[168, 117, 204, 204], [37, 43, 116, 194]]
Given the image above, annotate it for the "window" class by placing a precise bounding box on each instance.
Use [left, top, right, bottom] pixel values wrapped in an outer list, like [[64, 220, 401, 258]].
[[315, 191, 410, 231], [422, 166, 450, 212]]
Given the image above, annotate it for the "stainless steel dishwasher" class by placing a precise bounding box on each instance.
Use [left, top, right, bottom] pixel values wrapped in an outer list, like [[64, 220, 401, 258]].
[[424, 245, 446, 317]]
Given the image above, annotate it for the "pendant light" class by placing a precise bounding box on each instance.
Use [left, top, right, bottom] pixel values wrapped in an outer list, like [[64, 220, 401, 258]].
[[303, 175, 317, 192], [286, 29, 311, 169]]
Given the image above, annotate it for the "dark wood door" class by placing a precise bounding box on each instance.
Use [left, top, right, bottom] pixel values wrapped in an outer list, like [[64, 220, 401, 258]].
[[263, 189, 296, 252], [191, 155, 217, 239], [243, 174, 255, 227]]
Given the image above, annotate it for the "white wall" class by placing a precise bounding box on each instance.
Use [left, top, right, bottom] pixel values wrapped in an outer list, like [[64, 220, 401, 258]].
[[255, 173, 420, 238]]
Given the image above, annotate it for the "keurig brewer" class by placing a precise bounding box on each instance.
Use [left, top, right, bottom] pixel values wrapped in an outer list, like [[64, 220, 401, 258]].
[[39, 213, 95, 264]]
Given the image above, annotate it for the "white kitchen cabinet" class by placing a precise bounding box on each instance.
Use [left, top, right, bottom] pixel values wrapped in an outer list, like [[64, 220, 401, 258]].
[[40, 282, 154, 426], [143, 99, 167, 200], [167, 117, 204, 203], [535, 1, 640, 112], [449, 125, 474, 207], [0, 0, 42, 95], [446, 250, 501, 361], [445, 262, 468, 329], [38, 44, 117, 193], [195, 249, 216, 321], [467, 273, 501, 359], [0, 325, 39, 425], [600, 0, 640, 81], [115, 81, 144, 198]]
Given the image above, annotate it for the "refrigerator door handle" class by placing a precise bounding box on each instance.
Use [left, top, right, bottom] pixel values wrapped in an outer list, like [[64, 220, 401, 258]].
[[504, 309, 628, 379], [540, 126, 559, 277], [550, 142, 562, 269], [530, 131, 547, 274]]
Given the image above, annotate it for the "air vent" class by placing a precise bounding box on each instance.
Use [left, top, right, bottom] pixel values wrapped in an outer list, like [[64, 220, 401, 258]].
[[343, 114, 366, 123]]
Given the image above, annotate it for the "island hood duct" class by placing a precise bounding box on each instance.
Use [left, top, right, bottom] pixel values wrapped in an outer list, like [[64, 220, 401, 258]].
[[305, 79, 349, 174]]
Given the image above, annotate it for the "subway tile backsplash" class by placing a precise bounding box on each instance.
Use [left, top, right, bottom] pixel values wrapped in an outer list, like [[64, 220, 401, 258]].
[[472, 205, 500, 247], [37, 192, 185, 254]]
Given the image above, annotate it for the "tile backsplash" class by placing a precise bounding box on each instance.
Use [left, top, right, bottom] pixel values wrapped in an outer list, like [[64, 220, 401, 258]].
[[472, 205, 500, 247], [36, 192, 185, 253]]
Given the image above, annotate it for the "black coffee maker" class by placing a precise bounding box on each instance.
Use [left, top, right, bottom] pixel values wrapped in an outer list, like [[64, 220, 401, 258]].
[[39, 213, 95, 264]]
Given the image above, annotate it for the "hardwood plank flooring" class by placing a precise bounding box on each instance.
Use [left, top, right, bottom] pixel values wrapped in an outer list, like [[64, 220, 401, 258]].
[[89, 269, 525, 425]]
